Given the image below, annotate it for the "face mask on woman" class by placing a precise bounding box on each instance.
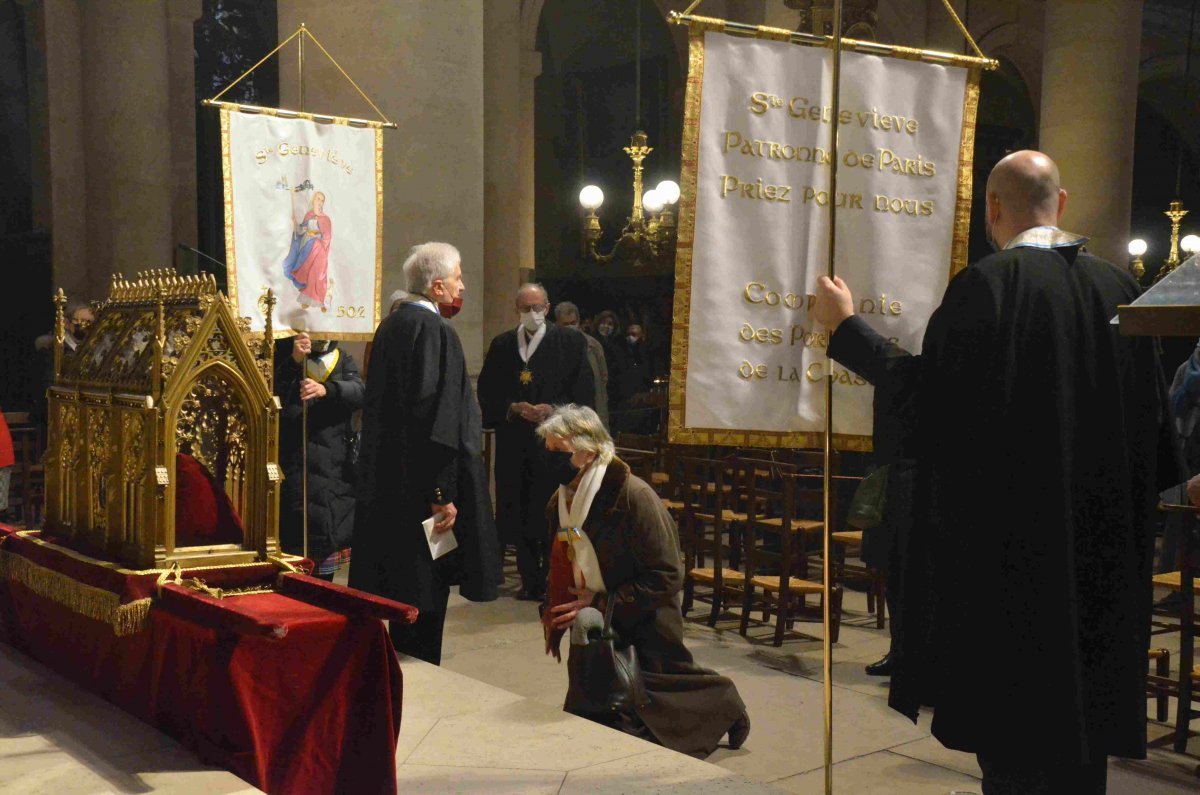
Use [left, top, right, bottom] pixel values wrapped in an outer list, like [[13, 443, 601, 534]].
[[545, 449, 579, 485]]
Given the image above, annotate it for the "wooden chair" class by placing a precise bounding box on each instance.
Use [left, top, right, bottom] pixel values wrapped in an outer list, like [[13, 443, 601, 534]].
[[615, 432, 668, 488], [1148, 648, 1171, 723], [830, 528, 887, 629], [678, 456, 747, 626], [4, 412, 45, 528], [740, 469, 842, 645], [1149, 567, 1199, 750], [615, 446, 656, 483]]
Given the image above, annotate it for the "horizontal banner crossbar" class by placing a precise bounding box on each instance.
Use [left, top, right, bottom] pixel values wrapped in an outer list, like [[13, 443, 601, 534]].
[[202, 99, 397, 129], [668, 12, 998, 71]]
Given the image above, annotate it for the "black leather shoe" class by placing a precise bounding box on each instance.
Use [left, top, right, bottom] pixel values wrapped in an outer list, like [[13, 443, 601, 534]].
[[515, 586, 541, 601], [865, 651, 893, 677], [727, 712, 751, 749]]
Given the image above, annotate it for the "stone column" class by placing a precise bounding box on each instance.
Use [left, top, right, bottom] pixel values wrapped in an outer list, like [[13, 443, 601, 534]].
[[81, 0, 174, 296], [518, 48, 542, 287], [1039, 0, 1141, 265], [484, 0, 523, 347], [166, 0, 202, 252], [36, 0, 88, 298]]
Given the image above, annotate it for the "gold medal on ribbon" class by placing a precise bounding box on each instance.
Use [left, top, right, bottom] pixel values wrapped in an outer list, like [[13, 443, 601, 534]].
[[520, 368, 533, 385]]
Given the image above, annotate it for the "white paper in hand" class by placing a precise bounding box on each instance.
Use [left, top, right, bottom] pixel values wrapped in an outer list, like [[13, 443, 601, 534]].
[[423, 514, 459, 560]]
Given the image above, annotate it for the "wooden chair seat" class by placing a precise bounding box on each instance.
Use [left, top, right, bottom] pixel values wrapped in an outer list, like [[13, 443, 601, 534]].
[[661, 498, 685, 512], [695, 509, 749, 523], [689, 566, 746, 583], [749, 575, 824, 594], [651, 471, 670, 485], [1153, 571, 1183, 591], [831, 530, 862, 546], [689, 482, 733, 494], [754, 516, 824, 533]]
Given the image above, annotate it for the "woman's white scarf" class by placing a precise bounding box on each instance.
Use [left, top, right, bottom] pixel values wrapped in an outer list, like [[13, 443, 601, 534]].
[[557, 458, 608, 593]]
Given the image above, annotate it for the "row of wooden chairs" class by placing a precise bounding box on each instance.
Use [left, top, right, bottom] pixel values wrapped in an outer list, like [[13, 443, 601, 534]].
[[674, 454, 846, 646], [615, 434, 890, 647]]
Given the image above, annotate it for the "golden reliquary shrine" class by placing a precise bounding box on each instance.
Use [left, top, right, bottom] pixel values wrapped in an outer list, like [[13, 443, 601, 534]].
[[44, 270, 283, 570]]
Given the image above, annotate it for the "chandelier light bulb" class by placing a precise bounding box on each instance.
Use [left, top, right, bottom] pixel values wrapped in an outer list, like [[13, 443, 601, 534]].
[[579, 185, 604, 211], [1127, 238, 1147, 258], [655, 180, 681, 205], [643, 189, 665, 214], [1181, 234, 1200, 255]]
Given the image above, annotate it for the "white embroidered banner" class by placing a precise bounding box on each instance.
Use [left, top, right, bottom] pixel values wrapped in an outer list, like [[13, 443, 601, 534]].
[[222, 109, 381, 339], [670, 28, 979, 449]]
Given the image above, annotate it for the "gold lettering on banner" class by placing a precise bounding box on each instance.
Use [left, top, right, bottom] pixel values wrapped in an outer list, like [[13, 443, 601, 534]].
[[252, 141, 354, 175], [747, 92, 921, 135], [857, 295, 904, 316], [743, 282, 814, 311], [790, 326, 829, 348], [805, 362, 868, 386], [720, 175, 791, 203], [874, 194, 935, 216], [722, 133, 937, 180], [739, 323, 784, 344], [738, 361, 769, 380], [802, 187, 863, 209]]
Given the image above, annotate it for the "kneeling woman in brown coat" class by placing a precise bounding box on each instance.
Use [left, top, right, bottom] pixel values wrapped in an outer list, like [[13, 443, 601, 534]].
[[537, 405, 749, 757]]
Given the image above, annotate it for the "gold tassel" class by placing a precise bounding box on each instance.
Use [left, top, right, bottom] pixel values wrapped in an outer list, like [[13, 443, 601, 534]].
[[0, 550, 152, 636]]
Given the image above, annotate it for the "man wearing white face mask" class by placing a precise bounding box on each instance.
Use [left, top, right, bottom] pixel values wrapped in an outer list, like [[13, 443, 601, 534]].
[[478, 283, 595, 600]]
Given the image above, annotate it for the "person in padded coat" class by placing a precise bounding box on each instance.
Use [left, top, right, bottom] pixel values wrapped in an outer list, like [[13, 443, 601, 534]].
[[275, 332, 365, 579]]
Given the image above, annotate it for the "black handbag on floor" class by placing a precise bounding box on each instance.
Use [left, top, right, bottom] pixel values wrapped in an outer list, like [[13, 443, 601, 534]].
[[564, 597, 650, 720]]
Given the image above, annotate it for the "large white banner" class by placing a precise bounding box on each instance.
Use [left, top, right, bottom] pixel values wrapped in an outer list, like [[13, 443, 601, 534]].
[[223, 109, 382, 339], [670, 28, 978, 449]]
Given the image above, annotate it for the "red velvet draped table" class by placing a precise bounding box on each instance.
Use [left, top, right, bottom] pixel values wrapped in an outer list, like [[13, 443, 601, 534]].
[[0, 524, 408, 795]]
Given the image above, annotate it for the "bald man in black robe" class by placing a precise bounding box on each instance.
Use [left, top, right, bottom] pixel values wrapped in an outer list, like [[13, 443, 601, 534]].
[[815, 151, 1163, 793]]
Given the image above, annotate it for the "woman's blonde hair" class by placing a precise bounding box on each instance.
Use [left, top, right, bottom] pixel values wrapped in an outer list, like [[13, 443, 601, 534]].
[[536, 404, 614, 464]]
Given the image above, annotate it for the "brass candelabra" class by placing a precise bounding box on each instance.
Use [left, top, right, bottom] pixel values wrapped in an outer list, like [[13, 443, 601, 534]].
[[579, 131, 679, 267]]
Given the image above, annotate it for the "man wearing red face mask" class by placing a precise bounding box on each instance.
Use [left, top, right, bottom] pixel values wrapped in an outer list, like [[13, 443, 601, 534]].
[[350, 242, 502, 664]]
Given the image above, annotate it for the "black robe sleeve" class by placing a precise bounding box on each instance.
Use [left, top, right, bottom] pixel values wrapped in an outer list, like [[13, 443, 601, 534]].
[[828, 316, 920, 462], [406, 319, 462, 506], [476, 335, 509, 429]]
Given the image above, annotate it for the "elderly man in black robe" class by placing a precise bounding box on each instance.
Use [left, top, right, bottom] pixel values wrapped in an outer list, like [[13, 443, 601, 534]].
[[350, 242, 501, 665], [814, 150, 1162, 793], [477, 283, 594, 600]]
